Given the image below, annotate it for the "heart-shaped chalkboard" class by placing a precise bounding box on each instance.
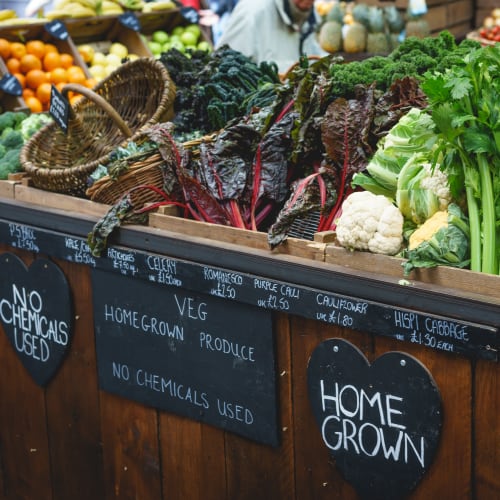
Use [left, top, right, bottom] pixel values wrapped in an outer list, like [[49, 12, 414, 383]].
[[0, 253, 73, 386], [307, 338, 442, 500]]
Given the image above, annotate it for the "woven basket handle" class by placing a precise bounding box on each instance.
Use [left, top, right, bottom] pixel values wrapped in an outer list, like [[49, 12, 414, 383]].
[[61, 83, 132, 138]]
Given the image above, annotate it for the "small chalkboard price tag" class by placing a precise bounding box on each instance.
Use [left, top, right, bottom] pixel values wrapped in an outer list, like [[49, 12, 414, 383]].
[[44, 20, 68, 40], [0, 253, 74, 386], [180, 6, 200, 24], [119, 12, 141, 31], [307, 338, 442, 499], [49, 84, 69, 133], [0, 74, 22, 96]]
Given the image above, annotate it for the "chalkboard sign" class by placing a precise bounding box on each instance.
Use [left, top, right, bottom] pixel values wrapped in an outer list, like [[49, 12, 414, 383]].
[[180, 6, 200, 24], [91, 268, 279, 446], [0, 74, 22, 96], [49, 84, 69, 132], [307, 338, 442, 500], [119, 12, 141, 31], [0, 218, 497, 361], [0, 253, 74, 386], [44, 20, 68, 40]]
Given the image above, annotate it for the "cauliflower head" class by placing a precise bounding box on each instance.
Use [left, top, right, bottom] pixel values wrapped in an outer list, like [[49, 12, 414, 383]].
[[336, 191, 404, 255]]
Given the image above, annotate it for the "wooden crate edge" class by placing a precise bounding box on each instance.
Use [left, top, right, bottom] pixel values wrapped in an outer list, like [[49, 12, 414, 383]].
[[325, 242, 500, 298], [14, 184, 111, 217]]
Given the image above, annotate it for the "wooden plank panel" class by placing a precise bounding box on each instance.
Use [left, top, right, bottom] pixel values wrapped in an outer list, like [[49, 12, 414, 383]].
[[324, 244, 500, 300], [224, 313, 295, 499], [0, 248, 53, 500], [44, 260, 105, 500], [14, 185, 110, 218], [474, 359, 500, 497], [291, 317, 371, 499], [160, 414, 226, 500], [99, 394, 162, 500], [373, 336, 472, 499]]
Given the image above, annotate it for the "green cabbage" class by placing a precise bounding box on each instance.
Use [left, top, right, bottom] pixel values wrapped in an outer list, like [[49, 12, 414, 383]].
[[402, 203, 470, 275]]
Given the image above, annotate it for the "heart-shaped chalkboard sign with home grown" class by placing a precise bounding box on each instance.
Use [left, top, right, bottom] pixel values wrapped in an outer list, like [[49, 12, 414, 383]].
[[307, 338, 442, 500], [0, 253, 73, 386]]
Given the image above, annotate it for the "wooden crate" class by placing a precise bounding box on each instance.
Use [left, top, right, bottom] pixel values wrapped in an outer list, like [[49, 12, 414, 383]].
[[65, 16, 151, 58], [0, 20, 91, 111]]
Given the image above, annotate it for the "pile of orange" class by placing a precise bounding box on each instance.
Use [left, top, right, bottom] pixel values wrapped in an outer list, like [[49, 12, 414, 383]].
[[0, 37, 97, 113]]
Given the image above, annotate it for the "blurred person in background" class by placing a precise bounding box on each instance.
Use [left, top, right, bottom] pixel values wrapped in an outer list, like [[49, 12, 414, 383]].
[[216, 0, 322, 74]]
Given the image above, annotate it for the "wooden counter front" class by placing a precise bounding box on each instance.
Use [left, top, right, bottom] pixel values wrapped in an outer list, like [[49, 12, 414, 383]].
[[0, 196, 498, 500]]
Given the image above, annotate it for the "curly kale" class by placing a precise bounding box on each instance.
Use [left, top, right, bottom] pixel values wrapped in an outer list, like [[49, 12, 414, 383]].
[[328, 30, 470, 98]]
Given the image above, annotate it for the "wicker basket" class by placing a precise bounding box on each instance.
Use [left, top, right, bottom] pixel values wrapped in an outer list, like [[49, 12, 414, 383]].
[[86, 131, 219, 207], [20, 58, 176, 197]]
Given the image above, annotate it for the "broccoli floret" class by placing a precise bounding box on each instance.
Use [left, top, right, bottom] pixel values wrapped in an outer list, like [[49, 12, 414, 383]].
[[0, 129, 24, 150], [0, 147, 22, 180], [0, 111, 28, 133], [0, 144, 6, 159]]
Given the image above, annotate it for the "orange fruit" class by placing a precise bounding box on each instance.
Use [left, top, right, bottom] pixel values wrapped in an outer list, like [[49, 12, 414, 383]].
[[0, 38, 11, 60], [59, 53, 74, 69], [25, 40, 46, 59], [84, 77, 97, 89], [10, 42, 26, 60], [25, 68, 49, 90], [19, 53, 42, 74], [55, 81, 66, 93], [6, 57, 20, 74], [44, 43, 58, 55], [50, 67, 67, 85], [13, 72, 25, 88], [42, 51, 61, 71], [22, 88, 35, 101], [24, 96, 43, 113], [66, 65, 86, 85], [36, 82, 52, 104]]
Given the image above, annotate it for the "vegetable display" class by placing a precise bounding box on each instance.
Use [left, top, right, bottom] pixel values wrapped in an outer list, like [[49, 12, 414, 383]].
[[2, 28, 497, 277], [421, 43, 500, 275]]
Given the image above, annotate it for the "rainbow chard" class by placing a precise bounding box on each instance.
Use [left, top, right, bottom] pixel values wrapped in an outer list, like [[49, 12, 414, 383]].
[[422, 44, 500, 274]]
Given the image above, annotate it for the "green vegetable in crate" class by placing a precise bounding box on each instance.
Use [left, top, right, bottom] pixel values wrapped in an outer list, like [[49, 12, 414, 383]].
[[352, 107, 452, 225], [421, 43, 500, 274], [328, 30, 477, 98], [0, 111, 53, 180], [396, 155, 451, 225], [402, 204, 470, 275], [20, 113, 53, 141]]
